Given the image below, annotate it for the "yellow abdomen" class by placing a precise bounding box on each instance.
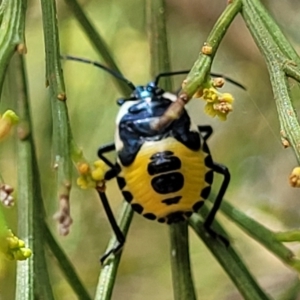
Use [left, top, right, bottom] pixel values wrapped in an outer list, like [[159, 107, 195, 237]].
[[117, 137, 212, 223]]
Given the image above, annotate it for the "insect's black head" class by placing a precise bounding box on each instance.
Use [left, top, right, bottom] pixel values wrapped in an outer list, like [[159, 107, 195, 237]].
[[132, 82, 165, 100], [117, 82, 165, 106]]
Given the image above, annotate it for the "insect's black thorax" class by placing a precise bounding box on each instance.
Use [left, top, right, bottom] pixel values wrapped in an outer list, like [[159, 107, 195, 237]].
[[117, 96, 201, 166]]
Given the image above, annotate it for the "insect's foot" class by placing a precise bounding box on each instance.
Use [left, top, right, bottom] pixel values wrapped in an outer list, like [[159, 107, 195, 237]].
[[100, 243, 124, 265], [204, 225, 230, 247]]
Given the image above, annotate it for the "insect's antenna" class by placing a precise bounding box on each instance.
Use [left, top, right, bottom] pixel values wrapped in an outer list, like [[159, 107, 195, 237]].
[[155, 70, 246, 90], [154, 70, 189, 86], [61, 55, 136, 90]]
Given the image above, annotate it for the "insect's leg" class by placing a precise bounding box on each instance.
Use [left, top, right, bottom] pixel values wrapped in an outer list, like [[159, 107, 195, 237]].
[[198, 125, 213, 140], [96, 143, 125, 263], [98, 190, 125, 264], [203, 162, 230, 245], [98, 143, 116, 168]]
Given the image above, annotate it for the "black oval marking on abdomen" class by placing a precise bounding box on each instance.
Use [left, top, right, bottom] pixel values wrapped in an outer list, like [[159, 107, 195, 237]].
[[148, 156, 181, 175], [151, 172, 184, 194], [161, 196, 182, 205]]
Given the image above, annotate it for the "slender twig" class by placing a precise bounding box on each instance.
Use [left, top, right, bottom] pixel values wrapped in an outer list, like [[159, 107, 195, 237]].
[[247, 0, 300, 64], [216, 199, 300, 272], [146, 0, 196, 299], [9, 53, 54, 299], [241, 0, 300, 163], [0, 0, 26, 92], [44, 224, 92, 300], [151, 0, 242, 131], [275, 230, 300, 242], [94, 202, 133, 300], [189, 207, 271, 300], [63, 0, 131, 96], [40, 0, 73, 235]]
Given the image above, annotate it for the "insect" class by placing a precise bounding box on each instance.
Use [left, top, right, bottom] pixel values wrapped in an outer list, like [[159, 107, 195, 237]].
[[63, 55, 244, 263]]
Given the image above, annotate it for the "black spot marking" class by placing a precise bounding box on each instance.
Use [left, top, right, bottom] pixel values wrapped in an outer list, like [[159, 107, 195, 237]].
[[158, 218, 166, 223], [204, 155, 214, 168], [200, 186, 211, 199], [151, 172, 184, 194], [161, 196, 182, 205], [122, 191, 133, 203], [184, 211, 193, 218], [143, 213, 157, 220], [193, 201, 204, 212], [148, 156, 181, 175], [205, 170, 214, 185], [131, 203, 144, 214], [117, 177, 126, 189], [167, 212, 185, 223]]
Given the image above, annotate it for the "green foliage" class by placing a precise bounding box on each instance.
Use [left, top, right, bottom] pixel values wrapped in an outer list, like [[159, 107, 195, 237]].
[[1, 0, 300, 299]]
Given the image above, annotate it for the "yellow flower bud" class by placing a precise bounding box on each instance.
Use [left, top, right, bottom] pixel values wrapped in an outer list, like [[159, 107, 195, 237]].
[[220, 93, 234, 104], [0, 110, 19, 141], [76, 177, 89, 189], [78, 163, 90, 175], [14, 248, 32, 260]]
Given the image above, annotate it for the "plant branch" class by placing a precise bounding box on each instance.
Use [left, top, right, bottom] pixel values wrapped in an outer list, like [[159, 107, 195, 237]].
[[44, 223, 92, 300], [40, 0, 73, 235], [216, 199, 300, 272], [94, 202, 133, 300], [247, 0, 300, 64], [9, 53, 54, 299], [151, 0, 242, 131], [241, 0, 300, 163], [63, 0, 131, 96], [0, 0, 26, 93], [189, 208, 271, 300]]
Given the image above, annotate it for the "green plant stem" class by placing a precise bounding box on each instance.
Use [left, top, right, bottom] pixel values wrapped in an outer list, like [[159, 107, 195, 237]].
[[217, 199, 300, 272], [44, 223, 91, 300], [63, 0, 131, 96], [283, 63, 300, 82], [40, 0, 73, 235], [0, 0, 26, 93], [169, 223, 196, 300], [241, 0, 300, 163], [189, 209, 271, 300], [275, 230, 300, 242], [146, 0, 172, 91], [9, 54, 54, 299], [247, 0, 300, 64], [151, 0, 242, 131], [146, 1, 196, 299], [183, 0, 242, 95], [94, 202, 133, 300]]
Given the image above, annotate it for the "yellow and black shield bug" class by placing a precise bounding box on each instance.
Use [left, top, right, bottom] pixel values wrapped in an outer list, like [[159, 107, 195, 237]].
[[63, 55, 244, 263]]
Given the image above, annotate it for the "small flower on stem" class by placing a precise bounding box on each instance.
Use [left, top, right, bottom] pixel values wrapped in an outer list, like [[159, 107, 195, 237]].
[[76, 160, 109, 191], [191, 77, 235, 121], [0, 228, 32, 261]]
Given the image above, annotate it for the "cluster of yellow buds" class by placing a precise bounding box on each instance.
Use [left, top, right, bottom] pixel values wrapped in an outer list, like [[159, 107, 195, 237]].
[[76, 160, 109, 191], [192, 78, 234, 121], [0, 110, 32, 261], [0, 229, 32, 261]]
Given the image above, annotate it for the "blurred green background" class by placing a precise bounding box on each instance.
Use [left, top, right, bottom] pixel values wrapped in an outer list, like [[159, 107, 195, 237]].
[[1, 0, 300, 299]]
